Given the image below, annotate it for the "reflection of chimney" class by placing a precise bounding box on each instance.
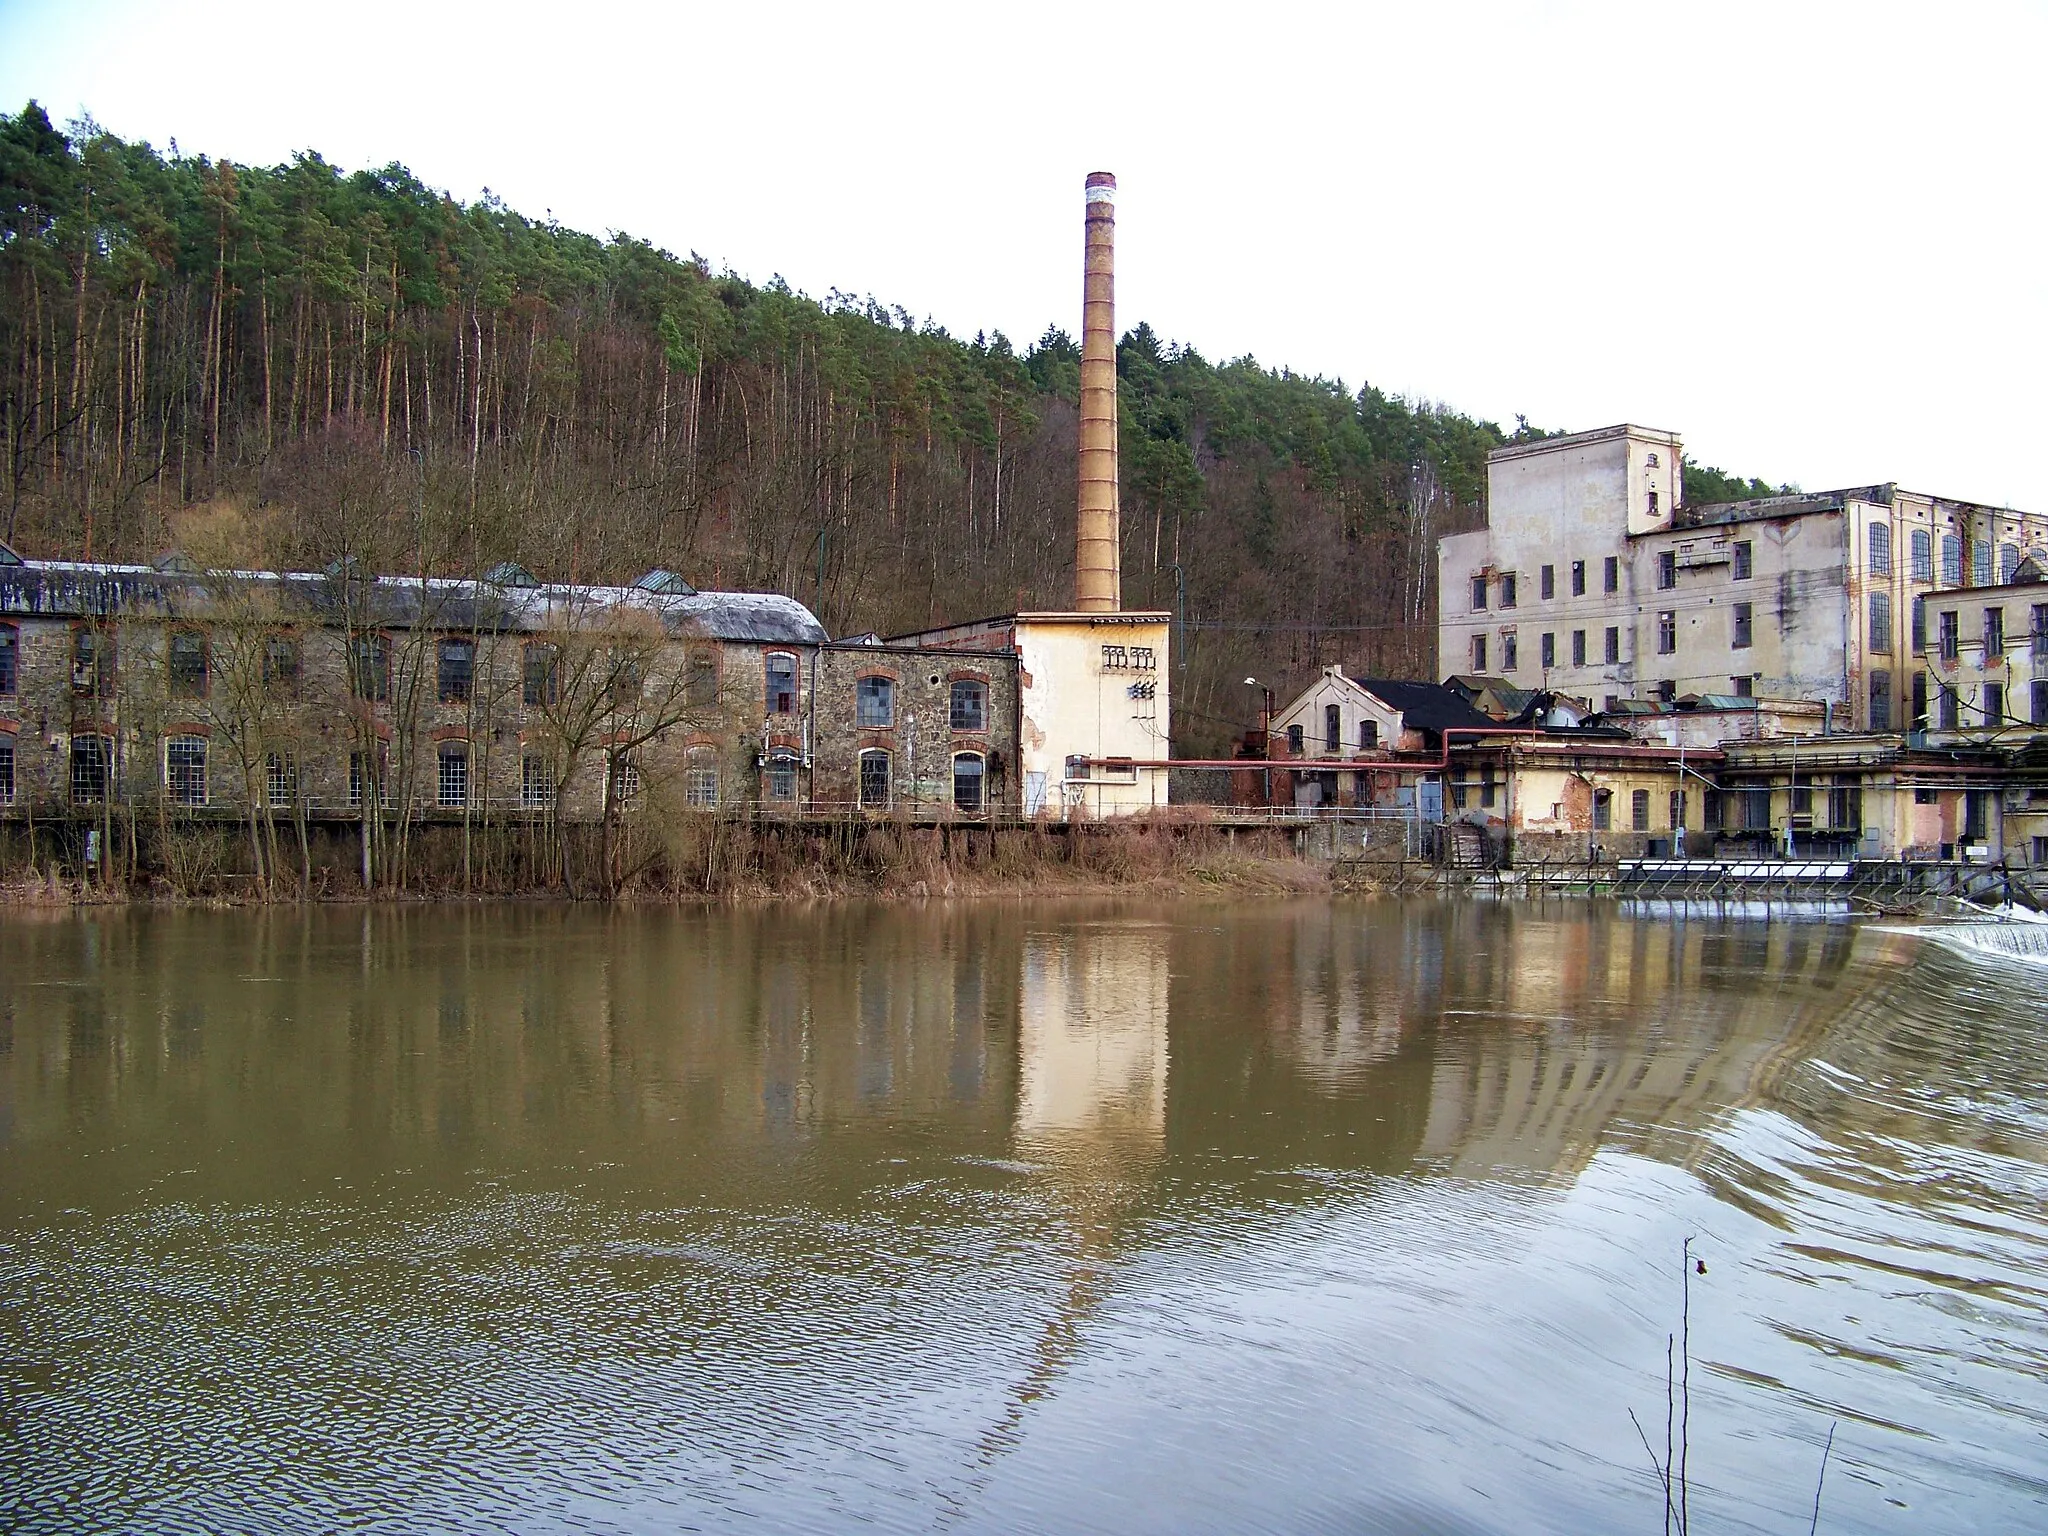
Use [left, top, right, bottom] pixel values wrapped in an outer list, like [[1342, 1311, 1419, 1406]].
[[1075, 172, 1120, 613]]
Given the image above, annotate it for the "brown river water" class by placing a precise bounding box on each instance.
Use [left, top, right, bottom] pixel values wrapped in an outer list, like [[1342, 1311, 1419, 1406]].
[[1, 900, 2043, 1534]]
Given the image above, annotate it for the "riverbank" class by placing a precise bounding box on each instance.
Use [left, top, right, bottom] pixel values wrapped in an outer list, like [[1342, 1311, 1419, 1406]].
[[0, 819, 1339, 905]]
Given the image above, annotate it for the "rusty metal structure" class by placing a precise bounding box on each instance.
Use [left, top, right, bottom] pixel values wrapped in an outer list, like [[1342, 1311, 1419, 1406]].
[[1075, 172, 1121, 613]]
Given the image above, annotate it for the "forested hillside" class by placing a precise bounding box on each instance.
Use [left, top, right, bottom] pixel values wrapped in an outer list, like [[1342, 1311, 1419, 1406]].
[[0, 103, 1777, 752]]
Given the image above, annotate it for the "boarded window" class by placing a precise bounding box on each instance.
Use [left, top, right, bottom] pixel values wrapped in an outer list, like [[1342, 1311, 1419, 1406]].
[[856, 676, 894, 728], [165, 736, 207, 806], [951, 679, 987, 732]]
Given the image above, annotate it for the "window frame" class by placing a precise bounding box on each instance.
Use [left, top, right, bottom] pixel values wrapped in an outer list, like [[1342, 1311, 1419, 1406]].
[[436, 742, 471, 808], [164, 734, 208, 807], [263, 633, 300, 694], [350, 632, 392, 703], [950, 678, 988, 733], [951, 751, 986, 813], [166, 629, 211, 700], [765, 651, 800, 717], [523, 641, 561, 709], [1732, 540, 1753, 582], [1732, 602, 1754, 650], [856, 674, 895, 729], [683, 746, 718, 808], [858, 747, 891, 808], [437, 636, 475, 704], [0, 621, 17, 697]]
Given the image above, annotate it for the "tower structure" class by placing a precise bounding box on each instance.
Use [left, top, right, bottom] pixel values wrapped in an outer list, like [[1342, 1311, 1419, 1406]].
[[1075, 171, 1121, 614]]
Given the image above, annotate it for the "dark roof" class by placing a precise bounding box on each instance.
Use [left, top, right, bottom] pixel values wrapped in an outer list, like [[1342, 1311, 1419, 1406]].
[[1353, 678, 1499, 734]]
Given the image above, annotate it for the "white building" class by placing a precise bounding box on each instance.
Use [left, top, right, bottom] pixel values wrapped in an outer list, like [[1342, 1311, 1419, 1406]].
[[1438, 425, 2048, 731]]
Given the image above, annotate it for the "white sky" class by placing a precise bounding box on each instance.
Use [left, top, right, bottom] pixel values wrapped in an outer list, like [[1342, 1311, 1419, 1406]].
[[5, 0, 2044, 507]]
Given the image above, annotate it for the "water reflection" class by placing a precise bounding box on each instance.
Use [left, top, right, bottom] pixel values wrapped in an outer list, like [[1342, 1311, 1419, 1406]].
[[1, 901, 2042, 1534]]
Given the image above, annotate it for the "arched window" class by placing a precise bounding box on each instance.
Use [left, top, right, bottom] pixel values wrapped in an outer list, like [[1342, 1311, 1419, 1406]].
[[1324, 703, 1341, 752], [2000, 543, 2021, 582], [1941, 535, 1963, 586], [683, 747, 716, 808], [858, 748, 890, 808], [764, 750, 798, 802], [1868, 522, 1891, 575], [165, 735, 208, 806], [1287, 723, 1304, 755], [765, 652, 798, 716], [1910, 528, 1932, 581], [950, 679, 986, 732], [952, 752, 985, 813]]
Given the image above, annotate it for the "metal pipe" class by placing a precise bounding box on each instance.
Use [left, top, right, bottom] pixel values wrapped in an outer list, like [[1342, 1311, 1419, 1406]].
[[1075, 171, 1120, 613]]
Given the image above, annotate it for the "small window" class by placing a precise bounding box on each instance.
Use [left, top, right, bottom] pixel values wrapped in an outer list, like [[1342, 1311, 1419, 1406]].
[[765, 752, 798, 802], [437, 638, 474, 703], [1500, 573, 1517, 609], [1324, 703, 1341, 752], [350, 634, 391, 702], [1287, 723, 1304, 756], [685, 650, 718, 708], [1540, 565, 1554, 600], [1570, 560, 1586, 597], [1732, 602, 1754, 649], [0, 734, 14, 804], [1471, 634, 1487, 671], [1502, 632, 1518, 671], [1914, 785, 1938, 806], [859, 748, 891, 807], [951, 679, 987, 732], [265, 752, 296, 808], [264, 634, 299, 692], [522, 753, 556, 809], [165, 735, 208, 806], [1657, 551, 1675, 589], [684, 747, 717, 808], [1540, 632, 1555, 669], [1592, 789, 1612, 831], [1869, 671, 1892, 730], [1912, 597, 1927, 653], [1657, 611, 1676, 654], [1911, 672, 1928, 730], [766, 653, 799, 715], [1669, 790, 1686, 831], [1065, 754, 1091, 782], [168, 630, 210, 699], [524, 642, 560, 708], [1732, 674, 1754, 699], [1631, 788, 1650, 831], [2033, 678, 2048, 727], [1603, 556, 1619, 594], [1868, 522, 1892, 575], [437, 744, 470, 808], [1733, 541, 1753, 581], [0, 623, 19, 696], [856, 675, 894, 728], [1470, 576, 1488, 612], [952, 752, 985, 812], [1938, 684, 1960, 730], [1984, 608, 2005, 660], [1869, 590, 1892, 652], [1938, 610, 1959, 661], [73, 628, 116, 697], [1646, 452, 1660, 468], [1647, 489, 1660, 519], [1360, 720, 1378, 750], [1910, 528, 1933, 582], [1571, 630, 1586, 667], [1604, 627, 1620, 665], [1985, 682, 2005, 726], [71, 734, 113, 803]]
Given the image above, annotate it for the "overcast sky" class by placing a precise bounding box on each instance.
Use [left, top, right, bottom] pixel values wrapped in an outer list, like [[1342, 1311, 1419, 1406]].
[[5, 0, 2043, 507]]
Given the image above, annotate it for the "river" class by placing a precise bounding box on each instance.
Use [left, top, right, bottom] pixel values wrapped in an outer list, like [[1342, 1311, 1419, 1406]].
[[2, 901, 2043, 1534]]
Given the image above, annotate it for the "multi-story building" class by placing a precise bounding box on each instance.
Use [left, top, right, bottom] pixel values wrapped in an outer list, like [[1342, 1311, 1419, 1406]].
[[1920, 561, 2048, 738], [1438, 424, 2048, 730]]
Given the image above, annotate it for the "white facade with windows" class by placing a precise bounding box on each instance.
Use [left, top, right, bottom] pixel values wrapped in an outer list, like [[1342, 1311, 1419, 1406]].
[[1438, 425, 2048, 730]]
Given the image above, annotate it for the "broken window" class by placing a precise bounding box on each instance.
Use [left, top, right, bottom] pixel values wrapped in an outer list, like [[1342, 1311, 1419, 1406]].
[[0, 623, 14, 696], [1911, 672, 1928, 730], [1065, 754, 1091, 782], [765, 752, 798, 802], [437, 638, 473, 703], [1360, 720, 1378, 750], [613, 758, 645, 810], [71, 734, 112, 803], [2000, 543, 2021, 582], [856, 675, 894, 728], [1502, 632, 1518, 670], [72, 628, 116, 698], [951, 679, 987, 732], [766, 652, 798, 716], [1501, 573, 1517, 609], [264, 634, 300, 692], [1732, 603, 1753, 649], [1647, 488, 1660, 519], [350, 634, 391, 702], [1732, 674, 1754, 698], [1869, 671, 1891, 730], [1471, 634, 1487, 671], [1324, 703, 1341, 752], [1287, 724, 1304, 756], [168, 630, 209, 699]]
